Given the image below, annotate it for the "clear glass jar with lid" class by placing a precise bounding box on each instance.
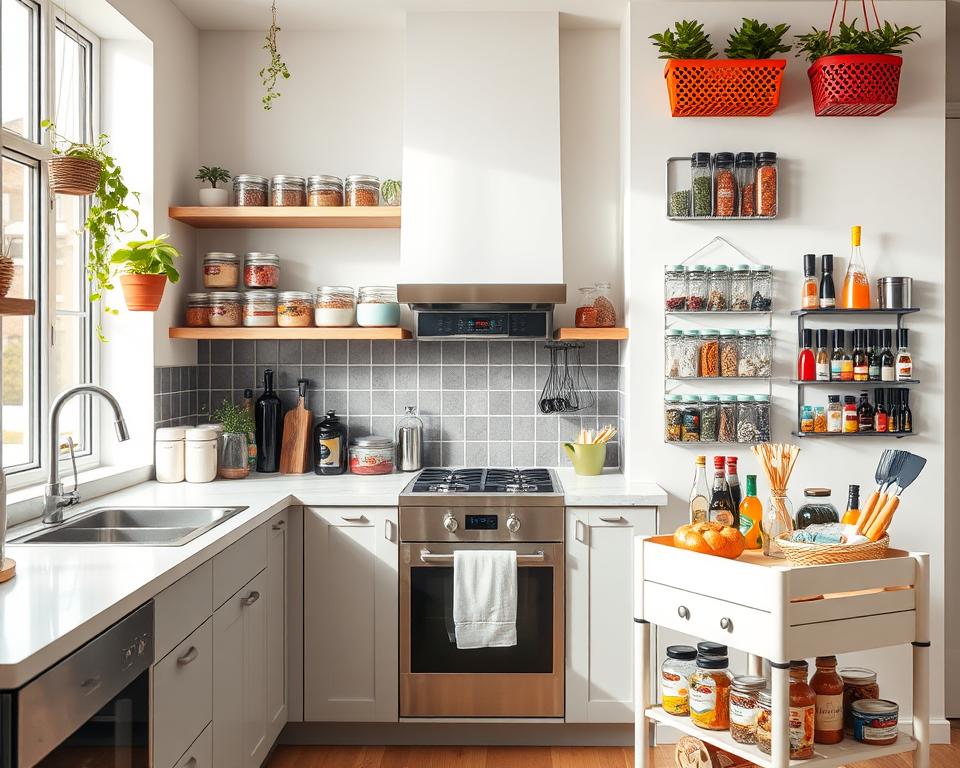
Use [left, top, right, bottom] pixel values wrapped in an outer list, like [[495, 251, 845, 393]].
[[700, 395, 719, 442], [357, 286, 400, 327], [270, 174, 306, 206], [185, 292, 212, 327], [314, 286, 356, 327], [735, 152, 756, 217], [713, 152, 737, 218], [243, 290, 278, 327], [664, 395, 683, 442], [736, 330, 756, 377], [203, 252, 239, 289], [277, 291, 314, 327], [756, 152, 778, 217], [730, 264, 752, 311], [719, 329, 738, 377], [676, 331, 699, 378], [690, 152, 712, 216], [664, 330, 684, 377], [718, 395, 738, 442], [681, 395, 701, 442], [592, 282, 617, 327], [233, 174, 268, 206], [349, 436, 395, 474], [753, 329, 773, 377], [243, 252, 280, 289], [689, 650, 733, 730], [575, 286, 599, 328], [754, 394, 771, 442], [345, 174, 380, 206], [306, 174, 343, 206], [757, 689, 774, 754], [208, 291, 243, 327], [686, 265, 708, 310], [661, 645, 698, 715], [730, 674, 767, 744], [736, 395, 761, 443], [707, 265, 730, 311], [664, 265, 687, 311], [698, 329, 719, 377], [750, 264, 773, 310]]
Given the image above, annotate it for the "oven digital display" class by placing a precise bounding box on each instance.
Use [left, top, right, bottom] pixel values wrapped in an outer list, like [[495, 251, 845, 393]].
[[465, 514, 498, 530]]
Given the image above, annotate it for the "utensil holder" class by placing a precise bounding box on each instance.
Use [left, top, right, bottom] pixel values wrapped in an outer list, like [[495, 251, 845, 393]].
[[563, 442, 607, 476]]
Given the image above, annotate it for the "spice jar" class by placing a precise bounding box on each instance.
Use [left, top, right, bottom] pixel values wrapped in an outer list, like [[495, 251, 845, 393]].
[[306, 174, 343, 206], [184, 427, 218, 484], [689, 651, 732, 730], [736, 152, 756, 217], [730, 675, 767, 744], [661, 645, 697, 715], [664, 265, 687, 311], [315, 286, 356, 327], [155, 427, 185, 483], [677, 331, 699, 378], [592, 282, 617, 327], [203, 252, 239, 289], [349, 436, 395, 475], [686, 265, 708, 310], [243, 291, 278, 327], [691, 152, 712, 216], [698, 329, 719, 378], [277, 291, 314, 327], [713, 152, 737, 218], [789, 660, 816, 760], [243, 252, 280, 289], [707, 266, 730, 311], [719, 330, 738, 378], [233, 174, 268, 206], [669, 188, 691, 218], [185, 292, 212, 327], [664, 395, 683, 442], [680, 396, 701, 442], [730, 265, 752, 311], [840, 668, 880, 733], [750, 264, 773, 310], [357, 286, 400, 327], [665, 330, 683, 377], [736, 330, 756, 377], [757, 689, 773, 754], [737, 395, 761, 443], [345, 174, 380, 206], [576, 287, 599, 327], [700, 395, 719, 442], [754, 394, 771, 442], [811, 655, 844, 745], [752, 329, 773, 377], [718, 395, 737, 443], [270, 175, 306, 206], [208, 291, 243, 327], [756, 152, 778, 217]]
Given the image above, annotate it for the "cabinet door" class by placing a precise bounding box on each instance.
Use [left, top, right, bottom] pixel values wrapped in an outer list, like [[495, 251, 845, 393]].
[[266, 510, 288, 743], [303, 507, 399, 722], [565, 507, 657, 723]]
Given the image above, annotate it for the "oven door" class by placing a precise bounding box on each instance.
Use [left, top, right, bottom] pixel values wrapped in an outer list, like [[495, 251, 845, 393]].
[[400, 541, 563, 718]]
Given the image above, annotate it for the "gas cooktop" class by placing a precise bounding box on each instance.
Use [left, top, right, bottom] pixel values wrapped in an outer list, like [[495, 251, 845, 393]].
[[404, 467, 559, 495]]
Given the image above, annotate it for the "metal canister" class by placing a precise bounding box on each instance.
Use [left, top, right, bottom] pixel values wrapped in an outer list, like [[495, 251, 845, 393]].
[[396, 405, 423, 472], [851, 699, 899, 745], [877, 277, 912, 309]]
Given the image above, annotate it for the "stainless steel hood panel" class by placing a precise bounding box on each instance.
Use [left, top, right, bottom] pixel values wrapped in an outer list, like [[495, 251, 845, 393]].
[[398, 284, 566, 307]]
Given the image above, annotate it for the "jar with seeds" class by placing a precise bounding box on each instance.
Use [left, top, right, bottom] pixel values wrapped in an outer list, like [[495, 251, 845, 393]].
[[712, 152, 737, 217], [233, 174, 268, 206], [730, 264, 752, 311], [270, 175, 306, 206], [686, 265, 708, 311], [664, 265, 687, 311], [665, 330, 684, 377], [754, 394, 771, 442], [752, 329, 773, 377], [700, 395, 719, 442], [718, 395, 738, 443], [698, 329, 719, 378], [592, 282, 617, 327], [707, 265, 730, 311], [677, 331, 700, 378], [345, 174, 380, 206], [664, 395, 683, 442], [719, 330, 738, 377], [736, 396, 762, 443], [690, 152, 712, 216], [736, 330, 756, 377]]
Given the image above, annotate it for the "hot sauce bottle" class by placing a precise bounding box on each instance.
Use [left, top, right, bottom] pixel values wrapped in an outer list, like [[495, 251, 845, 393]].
[[811, 655, 845, 744], [790, 661, 816, 759]]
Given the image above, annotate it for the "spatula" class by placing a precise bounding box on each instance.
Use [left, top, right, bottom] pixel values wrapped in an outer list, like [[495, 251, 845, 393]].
[[865, 452, 927, 541], [858, 449, 898, 533]]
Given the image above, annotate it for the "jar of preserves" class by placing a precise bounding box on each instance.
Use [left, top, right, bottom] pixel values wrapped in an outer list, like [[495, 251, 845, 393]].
[[789, 660, 816, 760], [277, 291, 314, 327], [243, 290, 278, 327], [730, 675, 767, 744], [707, 266, 730, 311], [811, 655, 844, 745], [233, 174, 268, 206], [686, 265, 708, 310], [718, 395, 737, 443], [713, 152, 737, 218], [691, 152, 712, 216], [661, 645, 697, 715], [840, 668, 880, 734], [664, 330, 683, 377], [664, 265, 687, 311], [575, 287, 599, 328], [756, 152, 778, 217], [700, 395, 719, 442], [185, 292, 212, 327], [736, 152, 756, 217], [698, 329, 719, 378], [349, 436, 395, 475], [345, 174, 380, 206], [730, 264, 752, 311], [203, 252, 239, 289], [243, 252, 280, 289], [592, 282, 617, 327], [306, 174, 343, 206], [664, 395, 683, 442], [757, 689, 773, 755], [689, 652, 732, 730], [270, 175, 306, 206], [680, 395, 700, 442], [719, 330, 738, 378], [751, 264, 773, 310], [357, 286, 400, 327], [737, 395, 761, 443], [315, 286, 356, 327], [208, 291, 243, 327]]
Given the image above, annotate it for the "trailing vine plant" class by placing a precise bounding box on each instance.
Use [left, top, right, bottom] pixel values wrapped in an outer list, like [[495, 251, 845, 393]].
[[260, 0, 290, 110]]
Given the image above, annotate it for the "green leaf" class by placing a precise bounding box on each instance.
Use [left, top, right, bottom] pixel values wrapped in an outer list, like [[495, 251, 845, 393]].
[[649, 19, 716, 60], [725, 18, 792, 59]]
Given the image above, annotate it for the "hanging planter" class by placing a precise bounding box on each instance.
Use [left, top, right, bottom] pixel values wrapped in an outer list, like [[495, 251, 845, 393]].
[[664, 59, 786, 117], [48, 155, 102, 196]]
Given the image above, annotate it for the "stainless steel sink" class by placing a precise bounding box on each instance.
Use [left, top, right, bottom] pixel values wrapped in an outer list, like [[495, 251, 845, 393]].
[[12, 506, 247, 546]]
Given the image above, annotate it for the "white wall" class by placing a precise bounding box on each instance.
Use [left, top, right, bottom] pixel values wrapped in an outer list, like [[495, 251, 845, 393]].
[[625, 0, 947, 734]]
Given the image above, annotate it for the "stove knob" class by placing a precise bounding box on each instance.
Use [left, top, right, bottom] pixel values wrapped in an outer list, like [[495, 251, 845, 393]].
[[506, 514, 521, 533], [443, 513, 459, 533]]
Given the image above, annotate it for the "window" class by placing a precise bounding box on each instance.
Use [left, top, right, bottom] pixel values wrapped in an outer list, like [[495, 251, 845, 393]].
[[1, 0, 99, 484]]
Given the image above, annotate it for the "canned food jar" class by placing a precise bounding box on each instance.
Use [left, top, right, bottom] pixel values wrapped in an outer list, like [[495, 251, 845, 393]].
[[841, 667, 880, 733], [315, 286, 356, 327], [357, 286, 400, 327], [233, 174, 268, 206], [277, 291, 314, 327], [660, 645, 697, 715], [345, 174, 380, 206], [349, 436, 395, 475], [203, 252, 239, 289], [243, 291, 278, 327], [852, 699, 899, 745], [208, 291, 243, 327], [244, 252, 280, 289], [185, 292, 212, 327], [729, 675, 767, 745], [756, 689, 773, 754], [307, 175, 344, 206], [270, 174, 306, 206]]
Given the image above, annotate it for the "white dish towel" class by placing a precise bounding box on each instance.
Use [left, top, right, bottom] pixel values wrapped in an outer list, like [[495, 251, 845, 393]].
[[453, 549, 518, 649]]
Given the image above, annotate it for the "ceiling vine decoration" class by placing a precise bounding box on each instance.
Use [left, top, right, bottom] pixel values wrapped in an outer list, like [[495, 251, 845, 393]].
[[260, 0, 291, 110]]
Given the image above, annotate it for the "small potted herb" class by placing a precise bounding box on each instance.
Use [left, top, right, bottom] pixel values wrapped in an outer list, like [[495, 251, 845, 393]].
[[381, 179, 401, 207], [195, 165, 232, 206], [111, 233, 182, 312], [211, 400, 255, 479]]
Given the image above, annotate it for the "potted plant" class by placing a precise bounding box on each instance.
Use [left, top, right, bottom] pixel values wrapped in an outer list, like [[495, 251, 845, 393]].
[[650, 19, 790, 117], [111, 233, 181, 312], [42, 120, 107, 195], [796, 18, 921, 116], [195, 165, 232, 206], [381, 179, 401, 207], [211, 400, 255, 479]]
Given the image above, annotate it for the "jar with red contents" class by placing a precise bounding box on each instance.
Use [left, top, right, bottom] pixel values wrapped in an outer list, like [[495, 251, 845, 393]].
[[244, 252, 280, 289], [575, 287, 599, 327]]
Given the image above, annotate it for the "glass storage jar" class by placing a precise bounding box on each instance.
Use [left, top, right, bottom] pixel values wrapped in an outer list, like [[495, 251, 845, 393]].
[[345, 174, 380, 206], [349, 436, 395, 474], [681, 395, 701, 442], [756, 152, 777, 217], [689, 652, 733, 730], [218, 432, 250, 480], [357, 286, 400, 327], [208, 291, 243, 327], [686, 265, 708, 310], [664, 265, 687, 311], [840, 668, 880, 733], [754, 394, 771, 442], [707, 265, 730, 311], [592, 282, 617, 327], [243, 252, 280, 289], [736, 152, 756, 217], [233, 174, 268, 206], [691, 152, 712, 216], [712, 152, 737, 218], [661, 645, 698, 715], [737, 395, 761, 443], [575, 286, 599, 327], [730, 264, 752, 311], [306, 174, 343, 206], [664, 330, 684, 377], [718, 395, 738, 443], [203, 252, 239, 289], [795, 487, 840, 529], [314, 286, 356, 327], [764, 491, 794, 558], [676, 331, 699, 378], [700, 395, 719, 442], [757, 689, 773, 754], [243, 290, 278, 327], [664, 394, 683, 442], [185, 292, 212, 327], [750, 264, 773, 310], [730, 675, 767, 744], [752, 329, 773, 377], [270, 175, 306, 206], [736, 330, 756, 377], [719, 330, 738, 378], [277, 291, 314, 327], [698, 329, 719, 378]]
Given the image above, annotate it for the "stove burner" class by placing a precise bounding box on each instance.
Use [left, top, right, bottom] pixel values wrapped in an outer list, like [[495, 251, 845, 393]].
[[504, 483, 537, 493], [409, 467, 556, 494], [428, 482, 471, 493]]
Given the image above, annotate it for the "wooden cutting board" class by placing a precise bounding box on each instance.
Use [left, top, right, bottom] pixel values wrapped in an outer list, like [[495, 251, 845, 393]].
[[280, 379, 312, 474]]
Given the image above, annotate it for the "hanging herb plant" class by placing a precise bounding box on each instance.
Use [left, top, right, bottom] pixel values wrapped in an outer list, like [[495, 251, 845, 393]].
[[260, 0, 290, 110]]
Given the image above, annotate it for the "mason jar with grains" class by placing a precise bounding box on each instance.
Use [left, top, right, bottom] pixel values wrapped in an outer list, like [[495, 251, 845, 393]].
[[345, 175, 380, 206], [233, 174, 268, 206], [306, 175, 344, 206], [315, 286, 356, 327], [203, 252, 239, 289], [270, 175, 306, 206], [208, 291, 243, 327], [277, 291, 314, 327]]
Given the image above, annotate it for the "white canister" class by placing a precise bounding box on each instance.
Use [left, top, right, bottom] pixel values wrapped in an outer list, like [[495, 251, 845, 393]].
[[185, 428, 218, 483], [155, 427, 186, 483]]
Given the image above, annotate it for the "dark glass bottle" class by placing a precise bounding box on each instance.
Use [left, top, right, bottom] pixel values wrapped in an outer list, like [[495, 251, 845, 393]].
[[852, 330, 868, 382], [255, 368, 283, 473], [867, 329, 881, 380], [873, 389, 888, 433], [880, 328, 895, 382], [708, 456, 738, 528], [900, 389, 913, 433], [726, 456, 742, 511], [888, 389, 901, 432], [830, 329, 844, 381], [857, 390, 874, 432], [819, 254, 836, 309], [314, 409, 348, 475]]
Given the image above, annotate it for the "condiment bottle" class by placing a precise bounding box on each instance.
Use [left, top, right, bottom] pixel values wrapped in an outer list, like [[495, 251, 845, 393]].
[[841, 225, 871, 309], [242, 388, 257, 470], [843, 395, 858, 433], [819, 254, 836, 309], [811, 656, 844, 744], [689, 455, 710, 524], [841, 484, 861, 526], [826, 395, 843, 433], [880, 328, 895, 381], [873, 390, 888, 433], [840, 332, 854, 382], [689, 650, 733, 731], [830, 329, 843, 380], [900, 389, 913, 433], [867, 329, 881, 380], [255, 369, 283, 473], [738, 474, 762, 549], [888, 389, 901, 433], [815, 328, 831, 381], [313, 409, 348, 475], [895, 328, 913, 380], [789, 660, 816, 759], [857, 390, 874, 432], [852, 330, 868, 382], [726, 456, 741, 510], [709, 456, 737, 528], [801, 253, 819, 309], [797, 328, 815, 381]]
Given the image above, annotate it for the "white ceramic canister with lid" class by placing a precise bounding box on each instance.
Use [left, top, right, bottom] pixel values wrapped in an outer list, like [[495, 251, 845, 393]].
[[155, 427, 186, 483], [185, 427, 218, 483]]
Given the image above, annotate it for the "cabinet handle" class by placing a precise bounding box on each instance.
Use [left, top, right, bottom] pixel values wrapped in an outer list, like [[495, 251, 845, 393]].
[[241, 591, 261, 607], [677, 605, 690, 620], [340, 514, 367, 523], [575, 520, 587, 544], [184, 758, 197, 768], [720, 617, 733, 631], [384, 519, 395, 542], [176, 646, 199, 666], [272, 520, 285, 530], [598, 515, 624, 523]]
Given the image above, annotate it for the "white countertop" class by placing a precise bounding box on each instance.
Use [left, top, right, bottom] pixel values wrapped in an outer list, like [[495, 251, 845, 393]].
[[0, 470, 665, 689]]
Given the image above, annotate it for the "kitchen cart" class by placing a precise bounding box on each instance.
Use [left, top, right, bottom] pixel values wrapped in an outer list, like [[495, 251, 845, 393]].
[[633, 536, 930, 768]]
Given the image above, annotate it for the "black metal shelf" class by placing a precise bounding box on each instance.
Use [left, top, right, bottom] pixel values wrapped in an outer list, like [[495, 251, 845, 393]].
[[791, 431, 915, 439], [790, 307, 919, 317], [791, 379, 919, 386]]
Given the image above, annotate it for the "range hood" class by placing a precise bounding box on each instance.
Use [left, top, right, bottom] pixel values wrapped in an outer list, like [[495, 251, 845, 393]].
[[397, 284, 566, 308]]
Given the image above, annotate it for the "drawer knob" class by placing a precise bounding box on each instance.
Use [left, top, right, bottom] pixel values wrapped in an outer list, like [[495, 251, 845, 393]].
[[720, 617, 733, 631], [177, 646, 199, 666], [241, 591, 261, 607], [677, 606, 690, 620]]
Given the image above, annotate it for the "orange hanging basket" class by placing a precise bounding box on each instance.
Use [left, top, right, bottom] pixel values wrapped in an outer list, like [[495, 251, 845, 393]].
[[663, 59, 786, 117], [807, 54, 903, 116]]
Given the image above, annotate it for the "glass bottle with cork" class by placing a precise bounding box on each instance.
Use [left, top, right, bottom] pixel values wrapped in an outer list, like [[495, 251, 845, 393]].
[[841, 225, 871, 309], [811, 656, 844, 745], [801, 253, 819, 310], [689, 455, 709, 524], [709, 455, 738, 528]]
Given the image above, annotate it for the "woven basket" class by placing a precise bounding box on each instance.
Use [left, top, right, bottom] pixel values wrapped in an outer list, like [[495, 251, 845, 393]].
[[0, 259, 14, 298], [775, 532, 889, 566], [808, 54, 903, 117], [49, 156, 101, 195], [664, 59, 786, 117]]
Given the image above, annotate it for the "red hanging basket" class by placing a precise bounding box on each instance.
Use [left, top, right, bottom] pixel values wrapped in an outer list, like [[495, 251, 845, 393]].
[[807, 53, 903, 116], [663, 59, 786, 118]]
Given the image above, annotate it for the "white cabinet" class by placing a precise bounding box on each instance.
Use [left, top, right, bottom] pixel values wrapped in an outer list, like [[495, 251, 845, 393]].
[[566, 507, 657, 723], [303, 507, 398, 722], [266, 510, 289, 743]]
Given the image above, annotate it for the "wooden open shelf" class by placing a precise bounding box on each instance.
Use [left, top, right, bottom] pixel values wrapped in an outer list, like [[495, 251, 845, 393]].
[[0, 298, 36, 316], [553, 327, 628, 341], [168, 206, 400, 229], [169, 326, 412, 341]]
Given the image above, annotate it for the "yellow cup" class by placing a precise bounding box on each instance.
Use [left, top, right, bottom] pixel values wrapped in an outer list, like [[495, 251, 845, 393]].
[[563, 442, 607, 476]]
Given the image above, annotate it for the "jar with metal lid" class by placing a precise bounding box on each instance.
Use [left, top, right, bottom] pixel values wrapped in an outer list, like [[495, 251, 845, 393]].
[[737, 395, 760, 443], [691, 152, 712, 216], [664, 265, 687, 311], [736, 152, 756, 217], [689, 651, 732, 730], [707, 266, 730, 311], [306, 174, 343, 207], [686, 265, 708, 310], [700, 395, 719, 442], [315, 286, 356, 327], [233, 174, 268, 206], [713, 152, 737, 217], [185, 292, 212, 327], [730, 264, 752, 311], [664, 330, 684, 377], [718, 395, 738, 443], [795, 488, 840, 529], [357, 285, 400, 327], [676, 331, 699, 378], [757, 689, 773, 754], [730, 675, 767, 744], [277, 291, 314, 327], [681, 395, 701, 442], [209, 291, 243, 327], [243, 291, 278, 327], [349, 436, 395, 475], [270, 174, 306, 206], [754, 394, 771, 442], [664, 395, 683, 442], [345, 174, 380, 206], [756, 152, 778, 217], [155, 427, 185, 483], [185, 428, 218, 483], [661, 645, 697, 715], [719, 330, 738, 378], [203, 252, 239, 289], [698, 329, 719, 377], [840, 668, 880, 733], [243, 252, 280, 289]]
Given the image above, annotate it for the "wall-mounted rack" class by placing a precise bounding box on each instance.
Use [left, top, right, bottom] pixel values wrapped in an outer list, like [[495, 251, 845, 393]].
[[665, 156, 779, 221]]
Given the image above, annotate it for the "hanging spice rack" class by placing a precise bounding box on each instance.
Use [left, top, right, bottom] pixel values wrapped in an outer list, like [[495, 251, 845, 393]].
[[665, 156, 779, 221]]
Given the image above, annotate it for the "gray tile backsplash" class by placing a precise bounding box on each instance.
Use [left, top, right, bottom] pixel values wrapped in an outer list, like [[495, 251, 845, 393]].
[[158, 340, 622, 468]]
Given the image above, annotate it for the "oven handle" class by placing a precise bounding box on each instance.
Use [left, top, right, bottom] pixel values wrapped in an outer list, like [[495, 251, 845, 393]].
[[419, 548, 546, 564]]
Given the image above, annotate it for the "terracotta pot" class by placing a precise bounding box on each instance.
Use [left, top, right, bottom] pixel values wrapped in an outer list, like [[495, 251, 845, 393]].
[[119, 274, 167, 311]]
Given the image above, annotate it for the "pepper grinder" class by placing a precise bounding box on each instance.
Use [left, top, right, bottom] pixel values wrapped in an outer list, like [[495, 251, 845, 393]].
[[397, 405, 423, 472]]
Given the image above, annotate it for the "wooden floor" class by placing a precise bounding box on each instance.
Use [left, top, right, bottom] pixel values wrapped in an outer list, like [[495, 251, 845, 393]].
[[268, 723, 959, 768]]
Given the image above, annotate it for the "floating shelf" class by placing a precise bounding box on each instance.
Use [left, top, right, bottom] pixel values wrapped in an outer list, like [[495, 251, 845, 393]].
[[168, 206, 400, 229], [791, 307, 919, 317], [169, 327, 412, 341], [0, 298, 36, 316], [791, 379, 919, 386], [791, 430, 914, 439], [553, 327, 628, 341]]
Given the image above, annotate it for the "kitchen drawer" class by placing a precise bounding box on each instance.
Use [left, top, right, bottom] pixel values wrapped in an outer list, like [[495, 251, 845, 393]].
[[174, 722, 212, 768], [643, 581, 774, 659], [154, 619, 213, 768], [213, 525, 267, 609], [155, 560, 213, 659]]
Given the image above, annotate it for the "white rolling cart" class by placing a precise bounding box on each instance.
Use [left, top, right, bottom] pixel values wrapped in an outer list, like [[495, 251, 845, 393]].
[[633, 535, 930, 768]]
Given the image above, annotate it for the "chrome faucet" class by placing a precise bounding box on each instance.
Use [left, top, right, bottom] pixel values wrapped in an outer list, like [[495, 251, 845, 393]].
[[42, 385, 130, 525]]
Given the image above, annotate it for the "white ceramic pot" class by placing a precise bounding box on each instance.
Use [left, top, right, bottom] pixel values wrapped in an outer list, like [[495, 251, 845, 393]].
[[199, 187, 229, 206]]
